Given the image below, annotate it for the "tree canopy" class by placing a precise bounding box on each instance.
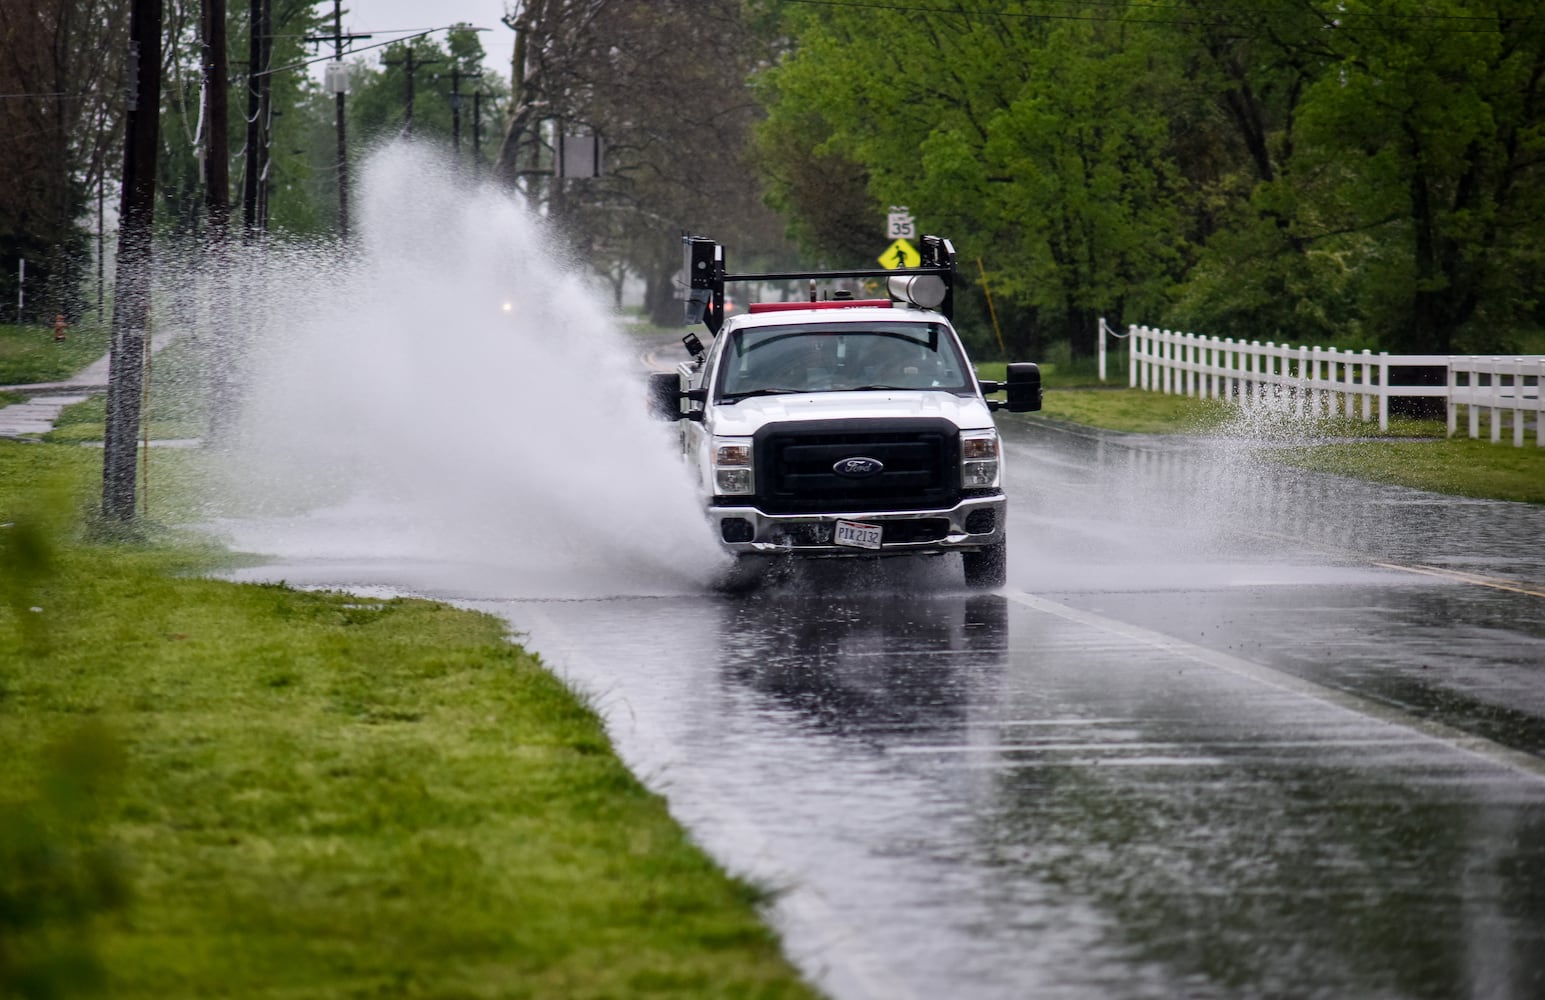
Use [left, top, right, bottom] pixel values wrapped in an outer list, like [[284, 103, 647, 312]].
[[6, 0, 1542, 353], [752, 0, 1545, 357], [0, 0, 128, 321]]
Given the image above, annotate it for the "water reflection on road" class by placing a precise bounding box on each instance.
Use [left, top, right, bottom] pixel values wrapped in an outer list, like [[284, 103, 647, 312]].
[[491, 571, 1545, 1000]]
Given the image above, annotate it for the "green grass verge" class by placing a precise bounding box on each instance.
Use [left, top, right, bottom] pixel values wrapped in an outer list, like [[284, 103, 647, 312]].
[[0, 320, 110, 385], [1, 442, 818, 999], [43, 394, 205, 445], [1039, 387, 1236, 435], [41, 336, 209, 444], [1270, 437, 1545, 505]]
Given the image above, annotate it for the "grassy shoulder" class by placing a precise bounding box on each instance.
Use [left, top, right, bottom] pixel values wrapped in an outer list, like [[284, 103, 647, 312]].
[[1, 320, 110, 385], [1267, 437, 1545, 506], [1, 443, 818, 999]]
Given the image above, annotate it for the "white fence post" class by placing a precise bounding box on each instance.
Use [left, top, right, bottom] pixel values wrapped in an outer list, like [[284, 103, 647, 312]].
[[1098, 317, 1106, 384], [1487, 359, 1496, 441], [1466, 356, 1481, 442], [1360, 350, 1373, 421], [1507, 357, 1523, 448], [1295, 345, 1308, 418], [1447, 357, 1460, 438], [1166, 330, 1177, 396], [1535, 357, 1544, 449]]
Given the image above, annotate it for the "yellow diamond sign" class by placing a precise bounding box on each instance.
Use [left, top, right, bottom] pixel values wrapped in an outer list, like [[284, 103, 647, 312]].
[[879, 238, 920, 269]]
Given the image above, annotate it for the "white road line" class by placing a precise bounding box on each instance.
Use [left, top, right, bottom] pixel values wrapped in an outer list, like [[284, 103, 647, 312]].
[[1002, 588, 1545, 783], [1371, 561, 1545, 598], [890, 737, 1438, 755]]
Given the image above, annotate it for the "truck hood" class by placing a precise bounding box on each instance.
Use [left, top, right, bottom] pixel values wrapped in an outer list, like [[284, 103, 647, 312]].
[[710, 390, 996, 436]]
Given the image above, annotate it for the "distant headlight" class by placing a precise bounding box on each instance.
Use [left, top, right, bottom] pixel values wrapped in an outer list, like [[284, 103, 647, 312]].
[[712, 436, 755, 495], [961, 429, 999, 488]]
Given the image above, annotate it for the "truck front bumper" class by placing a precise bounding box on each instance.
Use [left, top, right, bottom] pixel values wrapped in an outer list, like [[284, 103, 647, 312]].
[[709, 494, 1005, 557]]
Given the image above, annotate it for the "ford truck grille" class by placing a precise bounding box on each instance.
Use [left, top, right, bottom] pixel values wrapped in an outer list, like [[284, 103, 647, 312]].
[[753, 418, 960, 514]]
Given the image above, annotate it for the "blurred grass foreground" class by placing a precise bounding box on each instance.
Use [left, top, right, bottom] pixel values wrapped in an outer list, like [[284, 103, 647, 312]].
[[0, 441, 817, 999]]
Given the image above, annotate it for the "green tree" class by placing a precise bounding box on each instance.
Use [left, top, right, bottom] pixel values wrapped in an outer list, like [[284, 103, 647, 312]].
[[347, 26, 505, 163], [753, 0, 1545, 355], [1162, 0, 1545, 353], [0, 0, 129, 324], [488, 0, 790, 323], [150, 0, 325, 239], [1291, 0, 1545, 353], [752, 2, 1189, 358], [1160, 0, 1345, 344]]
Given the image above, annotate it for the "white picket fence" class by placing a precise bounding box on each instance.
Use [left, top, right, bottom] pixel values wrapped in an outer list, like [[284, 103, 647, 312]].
[[1107, 322, 1544, 447]]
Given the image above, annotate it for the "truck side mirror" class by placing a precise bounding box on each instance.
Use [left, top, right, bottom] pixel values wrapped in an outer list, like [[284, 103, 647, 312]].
[[1004, 362, 1042, 412], [647, 372, 684, 420]]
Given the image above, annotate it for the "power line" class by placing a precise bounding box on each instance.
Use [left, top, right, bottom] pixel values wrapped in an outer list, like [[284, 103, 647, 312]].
[[255, 23, 488, 78]]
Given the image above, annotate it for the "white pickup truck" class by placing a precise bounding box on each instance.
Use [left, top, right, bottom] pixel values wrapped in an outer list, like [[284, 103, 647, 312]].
[[651, 235, 1041, 590]]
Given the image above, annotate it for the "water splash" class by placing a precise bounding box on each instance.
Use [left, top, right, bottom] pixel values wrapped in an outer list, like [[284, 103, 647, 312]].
[[192, 142, 726, 598]]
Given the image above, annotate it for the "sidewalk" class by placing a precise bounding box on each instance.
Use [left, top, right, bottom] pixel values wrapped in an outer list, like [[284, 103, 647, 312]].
[[0, 330, 184, 441], [0, 353, 108, 440]]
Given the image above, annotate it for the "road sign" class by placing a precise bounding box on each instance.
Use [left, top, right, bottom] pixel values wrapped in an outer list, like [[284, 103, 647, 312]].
[[887, 206, 915, 239], [879, 238, 920, 269]]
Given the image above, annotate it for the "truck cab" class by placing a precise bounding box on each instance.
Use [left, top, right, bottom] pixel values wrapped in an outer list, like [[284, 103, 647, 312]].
[[651, 235, 1041, 589]]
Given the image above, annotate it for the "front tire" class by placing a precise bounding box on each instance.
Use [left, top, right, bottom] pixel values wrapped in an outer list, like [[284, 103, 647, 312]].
[[961, 538, 1006, 590], [715, 554, 789, 594]]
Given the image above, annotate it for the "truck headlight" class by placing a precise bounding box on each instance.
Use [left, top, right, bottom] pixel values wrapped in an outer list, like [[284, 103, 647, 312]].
[[712, 437, 755, 495], [960, 429, 1000, 488]]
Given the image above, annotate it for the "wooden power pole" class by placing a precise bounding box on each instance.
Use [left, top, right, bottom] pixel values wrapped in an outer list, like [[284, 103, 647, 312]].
[[102, 0, 163, 522], [201, 0, 230, 239], [241, 0, 270, 237]]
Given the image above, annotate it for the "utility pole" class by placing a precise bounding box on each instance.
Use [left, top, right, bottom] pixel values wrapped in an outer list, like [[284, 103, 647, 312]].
[[103, 0, 163, 522], [446, 66, 481, 156], [96, 174, 104, 316], [200, 0, 234, 444], [331, 0, 352, 236], [473, 91, 495, 171], [200, 0, 229, 241], [307, 0, 370, 238], [241, 0, 270, 237], [383, 47, 439, 136]]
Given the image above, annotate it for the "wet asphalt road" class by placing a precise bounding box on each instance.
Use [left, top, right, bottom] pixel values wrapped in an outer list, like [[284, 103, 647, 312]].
[[225, 415, 1545, 1000]]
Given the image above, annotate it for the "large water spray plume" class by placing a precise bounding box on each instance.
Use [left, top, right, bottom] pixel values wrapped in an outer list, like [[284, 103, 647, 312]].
[[188, 142, 726, 597]]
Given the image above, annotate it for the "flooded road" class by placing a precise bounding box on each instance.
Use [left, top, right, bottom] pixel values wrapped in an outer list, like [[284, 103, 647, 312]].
[[222, 417, 1545, 1000]]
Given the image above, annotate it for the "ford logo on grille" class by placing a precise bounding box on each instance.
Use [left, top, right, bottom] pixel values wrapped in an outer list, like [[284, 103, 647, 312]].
[[833, 456, 885, 478]]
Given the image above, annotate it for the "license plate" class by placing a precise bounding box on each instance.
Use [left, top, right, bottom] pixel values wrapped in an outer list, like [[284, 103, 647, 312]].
[[833, 519, 882, 550]]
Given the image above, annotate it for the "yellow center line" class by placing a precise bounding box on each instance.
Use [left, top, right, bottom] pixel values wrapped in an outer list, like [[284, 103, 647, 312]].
[[1371, 562, 1545, 598]]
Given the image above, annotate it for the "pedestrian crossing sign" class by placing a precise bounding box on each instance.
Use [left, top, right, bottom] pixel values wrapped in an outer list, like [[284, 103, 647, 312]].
[[879, 238, 920, 269]]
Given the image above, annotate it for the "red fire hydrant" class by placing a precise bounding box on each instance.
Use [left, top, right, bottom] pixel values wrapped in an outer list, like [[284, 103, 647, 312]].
[[52, 314, 67, 342]]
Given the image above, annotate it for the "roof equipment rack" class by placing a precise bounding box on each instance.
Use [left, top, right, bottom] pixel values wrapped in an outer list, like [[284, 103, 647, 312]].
[[682, 234, 957, 336]]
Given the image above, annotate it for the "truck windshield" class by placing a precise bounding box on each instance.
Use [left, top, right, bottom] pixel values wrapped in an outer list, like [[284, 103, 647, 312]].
[[717, 322, 972, 398]]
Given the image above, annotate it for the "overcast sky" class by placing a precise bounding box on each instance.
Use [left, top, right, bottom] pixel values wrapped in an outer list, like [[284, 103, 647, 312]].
[[311, 0, 517, 83]]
